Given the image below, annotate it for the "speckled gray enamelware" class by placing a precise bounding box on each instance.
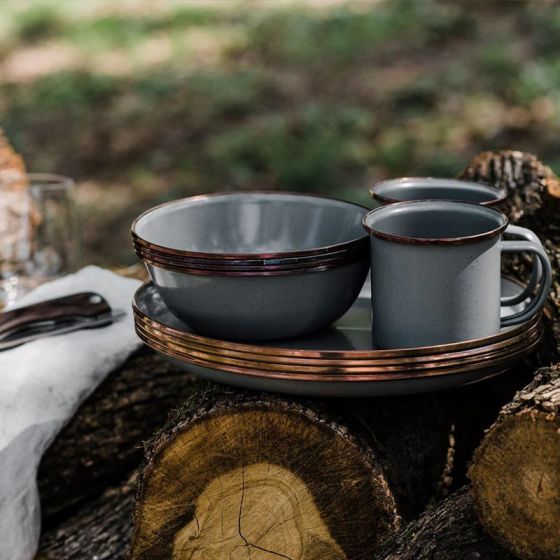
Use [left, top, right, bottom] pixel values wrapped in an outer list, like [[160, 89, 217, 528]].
[[147, 259, 369, 341], [134, 192, 371, 341], [363, 200, 551, 349], [135, 278, 536, 396], [133, 191, 368, 259], [369, 177, 541, 306], [370, 177, 506, 206]]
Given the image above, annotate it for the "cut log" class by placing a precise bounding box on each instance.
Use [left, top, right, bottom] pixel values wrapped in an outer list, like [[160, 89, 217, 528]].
[[37, 472, 135, 560], [443, 364, 535, 495], [373, 486, 514, 560], [35, 365, 536, 559], [469, 364, 560, 560], [460, 150, 560, 361], [127, 375, 537, 560], [37, 349, 197, 526], [130, 384, 402, 560]]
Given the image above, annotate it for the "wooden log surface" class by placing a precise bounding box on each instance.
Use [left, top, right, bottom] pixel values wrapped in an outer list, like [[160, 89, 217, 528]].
[[460, 150, 560, 363], [373, 487, 514, 560], [127, 375, 541, 560], [469, 364, 560, 560], [38, 349, 196, 527], [37, 473, 135, 560], [130, 384, 401, 560]]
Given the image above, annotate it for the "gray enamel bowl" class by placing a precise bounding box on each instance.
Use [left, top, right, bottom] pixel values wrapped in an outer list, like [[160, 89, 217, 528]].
[[133, 192, 370, 341], [132, 191, 369, 262], [146, 258, 370, 341]]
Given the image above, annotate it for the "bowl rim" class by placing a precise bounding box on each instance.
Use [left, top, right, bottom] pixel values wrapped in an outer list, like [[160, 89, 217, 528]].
[[131, 191, 370, 260]]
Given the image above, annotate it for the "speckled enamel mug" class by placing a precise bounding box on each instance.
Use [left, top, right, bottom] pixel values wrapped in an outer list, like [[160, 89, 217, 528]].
[[363, 200, 551, 349], [369, 177, 507, 206], [369, 177, 542, 300]]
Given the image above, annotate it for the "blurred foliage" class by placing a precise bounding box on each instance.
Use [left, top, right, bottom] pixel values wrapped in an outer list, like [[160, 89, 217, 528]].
[[1, 0, 560, 265]]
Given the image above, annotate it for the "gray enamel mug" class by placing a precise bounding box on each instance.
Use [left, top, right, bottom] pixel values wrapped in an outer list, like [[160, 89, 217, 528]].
[[362, 200, 551, 349], [369, 177, 541, 303], [370, 177, 507, 206]]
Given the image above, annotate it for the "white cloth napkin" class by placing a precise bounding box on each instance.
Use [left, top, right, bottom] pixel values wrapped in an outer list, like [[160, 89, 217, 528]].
[[0, 266, 141, 560]]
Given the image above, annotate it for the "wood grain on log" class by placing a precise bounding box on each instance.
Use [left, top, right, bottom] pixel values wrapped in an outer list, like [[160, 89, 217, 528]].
[[469, 364, 560, 560], [373, 487, 513, 560], [128, 375, 539, 560], [38, 350, 196, 527], [130, 384, 402, 560]]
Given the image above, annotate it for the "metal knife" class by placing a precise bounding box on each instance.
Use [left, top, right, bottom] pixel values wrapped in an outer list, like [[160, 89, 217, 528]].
[[0, 292, 125, 350], [0, 310, 126, 351]]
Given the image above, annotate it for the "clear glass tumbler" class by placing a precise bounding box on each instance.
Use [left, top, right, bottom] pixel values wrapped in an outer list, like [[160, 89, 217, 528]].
[[0, 174, 81, 307]]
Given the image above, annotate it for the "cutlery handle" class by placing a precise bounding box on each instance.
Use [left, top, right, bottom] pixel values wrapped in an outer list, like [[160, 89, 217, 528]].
[[0, 292, 111, 339]]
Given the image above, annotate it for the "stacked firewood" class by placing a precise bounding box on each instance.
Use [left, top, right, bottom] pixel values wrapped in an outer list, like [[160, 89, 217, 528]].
[[36, 152, 560, 560]]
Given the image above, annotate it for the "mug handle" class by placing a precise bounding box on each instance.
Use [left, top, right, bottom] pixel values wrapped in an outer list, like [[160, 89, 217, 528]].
[[500, 225, 542, 306], [500, 236, 552, 328]]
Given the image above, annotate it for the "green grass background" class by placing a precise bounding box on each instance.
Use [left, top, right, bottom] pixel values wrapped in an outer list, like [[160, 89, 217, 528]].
[[1, 0, 559, 265]]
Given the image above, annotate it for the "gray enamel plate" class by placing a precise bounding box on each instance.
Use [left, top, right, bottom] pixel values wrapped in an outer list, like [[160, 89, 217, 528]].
[[136, 277, 538, 397]]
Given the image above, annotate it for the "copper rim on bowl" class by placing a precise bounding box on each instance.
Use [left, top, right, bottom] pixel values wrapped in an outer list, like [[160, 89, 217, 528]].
[[133, 238, 369, 276], [132, 191, 370, 276]]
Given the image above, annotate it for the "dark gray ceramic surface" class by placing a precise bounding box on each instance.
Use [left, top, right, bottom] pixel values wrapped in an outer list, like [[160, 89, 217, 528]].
[[147, 258, 370, 341], [370, 177, 506, 205], [133, 191, 368, 256], [136, 276, 527, 351], [363, 201, 551, 349]]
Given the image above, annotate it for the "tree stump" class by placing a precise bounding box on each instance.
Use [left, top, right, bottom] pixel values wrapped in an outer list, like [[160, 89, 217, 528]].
[[373, 486, 513, 560], [469, 364, 560, 560]]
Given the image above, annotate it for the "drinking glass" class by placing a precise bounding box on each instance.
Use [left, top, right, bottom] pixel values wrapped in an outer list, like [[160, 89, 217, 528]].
[[0, 174, 81, 307]]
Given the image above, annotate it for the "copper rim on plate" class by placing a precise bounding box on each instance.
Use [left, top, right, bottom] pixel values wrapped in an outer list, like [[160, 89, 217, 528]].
[[134, 309, 541, 367], [134, 318, 541, 374], [135, 324, 542, 382], [132, 278, 543, 381], [132, 282, 541, 360]]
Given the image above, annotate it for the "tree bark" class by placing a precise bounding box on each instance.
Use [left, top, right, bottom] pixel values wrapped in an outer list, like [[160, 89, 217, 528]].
[[373, 486, 514, 560], [469, 364, 560, 560], [460, 150, 560, 362], [37, 349, 197, 527], [37, 472, 135, 560]]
